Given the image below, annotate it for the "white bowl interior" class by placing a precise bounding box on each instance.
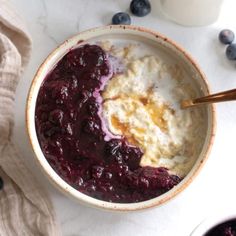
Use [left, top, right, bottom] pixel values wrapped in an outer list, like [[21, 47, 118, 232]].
[[27, 26, 215, 211]]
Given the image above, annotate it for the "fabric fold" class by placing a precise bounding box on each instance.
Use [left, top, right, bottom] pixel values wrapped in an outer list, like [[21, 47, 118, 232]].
[[0, 1, 60, 235]]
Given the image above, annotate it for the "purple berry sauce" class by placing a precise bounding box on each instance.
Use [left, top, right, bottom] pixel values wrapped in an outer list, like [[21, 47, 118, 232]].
[[205, 219, 236, 236], [35, 44, 181, 203]]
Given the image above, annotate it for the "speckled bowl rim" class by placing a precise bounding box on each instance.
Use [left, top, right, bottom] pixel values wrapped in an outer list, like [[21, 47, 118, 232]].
[[191, 212, 236, 235], [26, 25, 216, 212]]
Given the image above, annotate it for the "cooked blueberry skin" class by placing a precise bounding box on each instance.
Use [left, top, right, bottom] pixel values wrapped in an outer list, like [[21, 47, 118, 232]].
[[112, 12, 131, 25], [219, 29, 235, 44], [130, 0, 151, 17], [0, 177, 4, 190], [226, 43, 236, 60]]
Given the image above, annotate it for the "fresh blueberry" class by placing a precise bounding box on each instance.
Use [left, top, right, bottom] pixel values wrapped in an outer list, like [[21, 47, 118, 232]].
[[112, 12, 131, 25], [130, 0, 151, 17], [0, 176, 4, 190], [226, 43, 236, 60], [219, 29, 235, 44]]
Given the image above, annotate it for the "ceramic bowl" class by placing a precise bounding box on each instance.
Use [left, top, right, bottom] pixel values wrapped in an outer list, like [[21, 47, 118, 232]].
[[26, 25, 216, 211], [191, 211, 236, 235]]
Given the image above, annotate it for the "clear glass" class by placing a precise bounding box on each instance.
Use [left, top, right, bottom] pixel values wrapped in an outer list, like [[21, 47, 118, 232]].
[[160, 0, 224, 26]]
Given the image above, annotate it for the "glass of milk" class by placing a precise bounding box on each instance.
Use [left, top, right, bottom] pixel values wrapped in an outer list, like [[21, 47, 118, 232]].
[[160, 0, 224, 26]]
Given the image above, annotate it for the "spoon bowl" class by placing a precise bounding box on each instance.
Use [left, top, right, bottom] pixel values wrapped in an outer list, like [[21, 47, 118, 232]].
[[181, 88, 236, 109]]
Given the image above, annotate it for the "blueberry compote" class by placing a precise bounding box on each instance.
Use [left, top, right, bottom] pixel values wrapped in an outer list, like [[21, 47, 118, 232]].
[[35, 44, 181, 203], [205, 219, 236, 236]]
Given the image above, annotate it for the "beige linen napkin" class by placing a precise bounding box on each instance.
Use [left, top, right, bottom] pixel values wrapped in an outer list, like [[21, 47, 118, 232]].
[[0, 0, 60, 235]]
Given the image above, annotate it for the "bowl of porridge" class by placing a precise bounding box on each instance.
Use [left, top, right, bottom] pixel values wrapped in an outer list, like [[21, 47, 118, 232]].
[[26, 25, 216, 211]]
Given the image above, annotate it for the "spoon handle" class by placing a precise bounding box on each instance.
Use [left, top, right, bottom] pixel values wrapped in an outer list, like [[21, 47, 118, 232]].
[[181, 88, 236, 108]]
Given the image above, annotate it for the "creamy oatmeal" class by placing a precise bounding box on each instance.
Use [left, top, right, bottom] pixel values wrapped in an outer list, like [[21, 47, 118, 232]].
[[102, 43, 206, 177]]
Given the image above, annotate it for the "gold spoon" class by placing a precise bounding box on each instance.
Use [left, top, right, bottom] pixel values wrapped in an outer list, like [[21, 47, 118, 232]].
[[181, 88, 236, 109]]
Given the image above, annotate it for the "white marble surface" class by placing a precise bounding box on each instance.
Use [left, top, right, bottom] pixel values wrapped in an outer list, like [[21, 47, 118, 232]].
[[10, 0, 236, 235]]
